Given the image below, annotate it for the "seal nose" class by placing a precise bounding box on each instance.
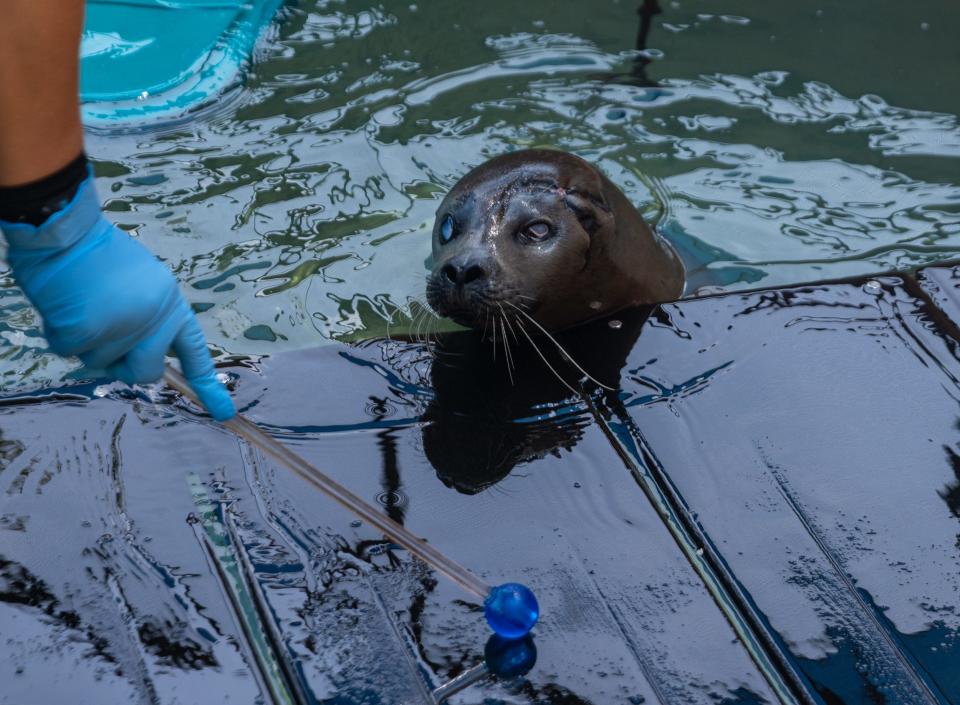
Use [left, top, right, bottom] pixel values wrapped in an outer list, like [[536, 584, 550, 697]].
[[441, 257, 487, 287]]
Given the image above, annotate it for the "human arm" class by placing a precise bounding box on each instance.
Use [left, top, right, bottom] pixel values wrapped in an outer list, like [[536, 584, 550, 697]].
[[0, 0, 234, 421]]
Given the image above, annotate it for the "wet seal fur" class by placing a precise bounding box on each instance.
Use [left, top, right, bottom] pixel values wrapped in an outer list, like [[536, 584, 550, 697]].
[[426, 149, 684, 332]]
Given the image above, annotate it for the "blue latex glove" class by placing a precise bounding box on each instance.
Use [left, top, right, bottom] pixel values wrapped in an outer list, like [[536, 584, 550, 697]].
[[0, 171, 235, 421]]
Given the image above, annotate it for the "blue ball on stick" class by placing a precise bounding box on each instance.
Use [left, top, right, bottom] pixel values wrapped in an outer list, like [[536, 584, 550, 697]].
[[483, 583, 539, 639]]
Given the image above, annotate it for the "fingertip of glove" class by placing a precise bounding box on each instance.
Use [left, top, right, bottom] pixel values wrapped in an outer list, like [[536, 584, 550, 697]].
[[189, 374, 237, 422], [212, 398, 237, 423]]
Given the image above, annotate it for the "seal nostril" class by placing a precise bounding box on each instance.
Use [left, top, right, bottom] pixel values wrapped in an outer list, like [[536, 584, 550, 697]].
[[440, 260, 486, 286], [441, 263, 459, 283], [463, 264, 486, 284]]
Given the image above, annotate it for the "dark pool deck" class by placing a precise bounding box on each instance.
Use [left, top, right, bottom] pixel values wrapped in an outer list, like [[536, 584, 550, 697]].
[[4, 264, 960, 705]]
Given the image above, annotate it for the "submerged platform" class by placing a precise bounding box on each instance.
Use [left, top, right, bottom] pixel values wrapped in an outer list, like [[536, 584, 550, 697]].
[[2, 263, 960, 704], [80, 0, 283, 128]]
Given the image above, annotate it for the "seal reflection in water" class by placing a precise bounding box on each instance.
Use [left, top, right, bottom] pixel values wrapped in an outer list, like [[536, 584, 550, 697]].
[[426, 149, 684, 334], [419, 306, 652, 494]]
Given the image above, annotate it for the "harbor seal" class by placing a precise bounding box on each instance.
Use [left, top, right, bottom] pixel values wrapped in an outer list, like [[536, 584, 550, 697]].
[[425, 149, 684, 332]]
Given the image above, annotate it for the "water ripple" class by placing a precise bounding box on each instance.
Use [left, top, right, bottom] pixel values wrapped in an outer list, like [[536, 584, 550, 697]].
[[2, 0, 958, 390]]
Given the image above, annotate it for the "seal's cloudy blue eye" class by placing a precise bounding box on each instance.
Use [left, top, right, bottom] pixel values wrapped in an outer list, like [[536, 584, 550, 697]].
[[440, 214, 455, 243]]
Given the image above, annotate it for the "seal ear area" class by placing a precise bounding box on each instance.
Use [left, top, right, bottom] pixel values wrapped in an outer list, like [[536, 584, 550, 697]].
[[561, 190, 613, 238]]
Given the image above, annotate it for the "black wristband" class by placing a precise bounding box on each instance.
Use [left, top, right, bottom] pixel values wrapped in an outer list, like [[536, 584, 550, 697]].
[[0, 153, 90, 226]]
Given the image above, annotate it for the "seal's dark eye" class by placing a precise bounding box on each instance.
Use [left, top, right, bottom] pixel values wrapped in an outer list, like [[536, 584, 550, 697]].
[[521, 221, 552, 242], [440, 215, 455, 243]]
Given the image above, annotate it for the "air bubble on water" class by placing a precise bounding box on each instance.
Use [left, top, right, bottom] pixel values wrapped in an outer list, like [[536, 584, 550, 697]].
[[864, 280, 882, 294], [350, 520, 362, 528], [859, 94, 889, 117], [137, 90, 149, 101], [608, 319, 623, 330], [695, 547, 704, 556], [376, 491, 405, 507], [94, 385, 111, 398]]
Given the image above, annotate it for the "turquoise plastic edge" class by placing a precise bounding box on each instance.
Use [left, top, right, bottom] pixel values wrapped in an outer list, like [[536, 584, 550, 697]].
[[80, 0, 284, 130]]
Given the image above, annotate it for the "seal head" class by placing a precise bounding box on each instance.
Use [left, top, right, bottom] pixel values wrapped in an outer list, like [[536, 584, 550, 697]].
[[426, 149, 683, 331]]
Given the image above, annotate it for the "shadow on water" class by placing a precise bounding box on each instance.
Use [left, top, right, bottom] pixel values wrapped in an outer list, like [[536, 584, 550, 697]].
[[417, 307, 650, 495]]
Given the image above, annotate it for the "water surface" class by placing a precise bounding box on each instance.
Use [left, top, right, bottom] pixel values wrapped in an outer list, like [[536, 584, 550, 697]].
[[1, 0, 958, 390]]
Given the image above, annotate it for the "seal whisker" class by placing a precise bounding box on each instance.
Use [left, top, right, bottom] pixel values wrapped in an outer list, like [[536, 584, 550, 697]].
[[500, 307, 521, 345], [419, 309, 432, 346], [412, 306, 428, 345], [416, 305, 439, 348], [504, 320, 517, 386], [384, 306, 394, 343], [408, 308, 421, 344], [514, 321, 581, 398], [505, 301, 615, 391], [426, 303, 446, 348], [497, 310, 516, 386], [423, 315, 435, 347], [501, 320, 513, 385], [497, 303, 520, 372]]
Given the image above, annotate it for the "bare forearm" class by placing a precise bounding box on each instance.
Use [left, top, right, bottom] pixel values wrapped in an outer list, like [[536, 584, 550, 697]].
[[0, 0, 85, 186]]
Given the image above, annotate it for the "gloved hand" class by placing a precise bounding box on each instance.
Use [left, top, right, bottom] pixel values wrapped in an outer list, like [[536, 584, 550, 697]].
[[0, 172, 235, 421]]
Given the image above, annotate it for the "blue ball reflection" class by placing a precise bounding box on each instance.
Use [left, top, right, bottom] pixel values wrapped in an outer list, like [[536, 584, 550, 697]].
[[484, 634, 537, 679]]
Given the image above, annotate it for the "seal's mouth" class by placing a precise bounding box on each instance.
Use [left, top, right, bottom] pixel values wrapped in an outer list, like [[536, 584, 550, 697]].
[[446, 310, 483, 328], [426, 288, 488, 328], [426, 269, 539, 331], [426, 269, 492, 327]]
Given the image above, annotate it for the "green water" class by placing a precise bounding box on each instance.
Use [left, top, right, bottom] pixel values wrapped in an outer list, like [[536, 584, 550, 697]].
[[2, 0, 959, 389]]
